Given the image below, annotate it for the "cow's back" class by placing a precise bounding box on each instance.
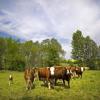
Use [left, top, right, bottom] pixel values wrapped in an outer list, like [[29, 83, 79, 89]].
[[54, 67, 66, 79], [38, 67, 50, 80]]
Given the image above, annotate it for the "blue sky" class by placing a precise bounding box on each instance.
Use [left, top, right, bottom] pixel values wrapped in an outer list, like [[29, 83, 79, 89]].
[[0, 0, 100, 59]]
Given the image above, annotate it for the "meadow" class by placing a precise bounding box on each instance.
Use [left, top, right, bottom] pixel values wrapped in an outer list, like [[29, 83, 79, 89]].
[[0, 70, 100, 100]]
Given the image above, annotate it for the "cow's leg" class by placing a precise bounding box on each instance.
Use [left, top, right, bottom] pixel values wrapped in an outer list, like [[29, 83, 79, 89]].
[[75, 72, 78, 78], [31, 80, 34, 89], [73, 72, 76, 79], [26, 80, 31, 90], [50, 79, 55, 89], [47, 78, 51, 89], [55, 79, 57, 85], [78, 73, 82, 78], [48, 78, 54, 89], [48, 81, 51, 89], [43, 80, 47, 86], [28, 84, 31, 90], [29, 82, 32, 90], [30, 82, 33, 90], [63, 79, 65, 86], [76, 72, 79, 78], [26, 82, 29, 90], [67, 80, 70, 88], [77, 74, 79, 78], [80, 73, 82, 79]]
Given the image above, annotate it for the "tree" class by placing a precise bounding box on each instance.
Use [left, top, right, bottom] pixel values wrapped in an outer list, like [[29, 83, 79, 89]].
[[0, 37, 64, 70], [71, 30, 84, 66], [82, 36, 98, 69], [0, 38, 6, 69], [71, 30, 99, 69], [40, 38, 64, 67]]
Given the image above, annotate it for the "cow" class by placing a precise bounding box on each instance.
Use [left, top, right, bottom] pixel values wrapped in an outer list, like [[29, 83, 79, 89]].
[[24, 68, 36, 90], [37, 66, 72, 89], [54, 66, 72, 88], [9, 74, 13, 86], [37, 67, 51, 89], [69, 66, 85, 78], [75, 67, 85, 78]]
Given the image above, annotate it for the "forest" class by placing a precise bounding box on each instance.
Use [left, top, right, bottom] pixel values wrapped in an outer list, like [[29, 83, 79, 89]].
[[0, 30, 100, 71]]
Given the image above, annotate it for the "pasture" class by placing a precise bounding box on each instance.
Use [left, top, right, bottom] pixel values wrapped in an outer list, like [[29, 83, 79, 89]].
[[0, 70, 100, 100]]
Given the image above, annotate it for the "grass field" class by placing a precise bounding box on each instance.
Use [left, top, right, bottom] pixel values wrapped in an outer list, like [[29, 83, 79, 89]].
[[0, 70, 100, 100]]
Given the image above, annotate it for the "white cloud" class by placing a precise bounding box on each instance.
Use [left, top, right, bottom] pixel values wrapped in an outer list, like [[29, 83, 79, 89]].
[[0, 0, 100, 58], [62, 43, 72, 59]]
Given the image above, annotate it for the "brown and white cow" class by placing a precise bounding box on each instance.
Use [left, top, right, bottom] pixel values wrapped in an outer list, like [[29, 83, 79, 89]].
[[75, 67, 85, 78], [54, 66, 72, 88], [69, 66, 85, 78], [37, 67, 51, 89], [37, 66, 72, 89], [24, 68, 36, 90]]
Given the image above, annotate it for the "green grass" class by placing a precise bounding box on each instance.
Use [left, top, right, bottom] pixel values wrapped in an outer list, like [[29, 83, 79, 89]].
[[0, 70, 100, 100]]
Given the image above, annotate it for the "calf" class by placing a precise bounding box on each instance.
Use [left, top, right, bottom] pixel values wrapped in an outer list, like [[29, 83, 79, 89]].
[[24, 68, 35, 90], [9, 74, 13, 86]]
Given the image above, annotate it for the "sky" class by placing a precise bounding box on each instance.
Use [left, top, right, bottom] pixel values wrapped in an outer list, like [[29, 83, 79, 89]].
[[0, 0, 100, 59]]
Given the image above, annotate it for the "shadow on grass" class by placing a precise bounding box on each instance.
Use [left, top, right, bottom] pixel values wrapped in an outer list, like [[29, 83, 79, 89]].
[[41, 83, 48, 87], [55, 82, 70, 88], [40, 81, 70, 91]]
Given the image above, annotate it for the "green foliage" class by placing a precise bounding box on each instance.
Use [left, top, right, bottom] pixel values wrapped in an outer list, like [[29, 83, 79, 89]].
[[0, 38, 6, 69], [71, 30, 100, 69], [0, 29, 99, 70], [0, 37, 64, 70], [40, 38, 64, 67], [72, 30, 84, 60]]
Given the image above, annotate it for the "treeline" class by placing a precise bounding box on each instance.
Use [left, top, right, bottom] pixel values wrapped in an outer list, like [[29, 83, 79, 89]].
[[0, 37, 64, 71], [72, 30, 100, 69], [0, 30, 100, 71]]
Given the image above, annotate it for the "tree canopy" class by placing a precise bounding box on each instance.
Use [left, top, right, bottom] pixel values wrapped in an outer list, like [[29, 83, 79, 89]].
[[0, 37, 64, 71], [0, 30, 99, 71], [71, 30, 100, 69]]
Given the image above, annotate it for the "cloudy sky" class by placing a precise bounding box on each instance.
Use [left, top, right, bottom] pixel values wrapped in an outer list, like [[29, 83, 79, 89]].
[[0, 0, 100, 59]]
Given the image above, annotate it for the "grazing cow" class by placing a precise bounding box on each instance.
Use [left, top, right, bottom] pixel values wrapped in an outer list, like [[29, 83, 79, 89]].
[[37, 67, 51, 89], [75, 67, 85, 78], [53, 66, 72, 88], [24, 68, 36, 90], [9, 74, 13, 86]]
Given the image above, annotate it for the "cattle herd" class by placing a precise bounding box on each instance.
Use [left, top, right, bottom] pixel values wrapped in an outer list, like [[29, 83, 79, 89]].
[[24, 66, 85, 90]]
